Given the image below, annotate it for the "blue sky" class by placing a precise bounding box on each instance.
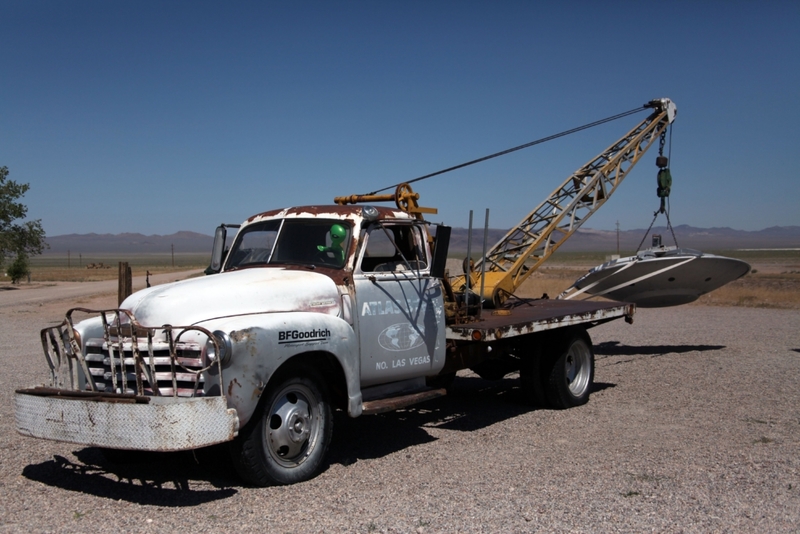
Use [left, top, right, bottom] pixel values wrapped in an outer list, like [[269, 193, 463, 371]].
[[2, 1, 799, 236]]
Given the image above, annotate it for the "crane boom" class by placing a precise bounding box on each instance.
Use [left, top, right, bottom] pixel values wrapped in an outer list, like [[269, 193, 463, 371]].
[[454, 98, 677, 306]]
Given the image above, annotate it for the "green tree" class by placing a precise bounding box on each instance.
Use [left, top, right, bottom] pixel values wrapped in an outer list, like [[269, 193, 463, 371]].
[[7, 254, 29, 284], [0, 166, 46, 271]]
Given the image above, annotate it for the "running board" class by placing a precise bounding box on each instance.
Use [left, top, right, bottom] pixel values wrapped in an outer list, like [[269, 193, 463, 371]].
[[361, 388, 446, 415]]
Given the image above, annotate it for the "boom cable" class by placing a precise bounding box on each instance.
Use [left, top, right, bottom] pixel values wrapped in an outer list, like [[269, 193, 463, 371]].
[[635, 123, 679, 252], [366, 105, 648, 195]]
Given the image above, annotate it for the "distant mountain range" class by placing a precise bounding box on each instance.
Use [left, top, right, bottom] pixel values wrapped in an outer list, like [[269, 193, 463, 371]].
[[447, 225, 800, 253], [44, 225, 800, 255], [44, 231, 214, 254], [542, 225, 800, 252]]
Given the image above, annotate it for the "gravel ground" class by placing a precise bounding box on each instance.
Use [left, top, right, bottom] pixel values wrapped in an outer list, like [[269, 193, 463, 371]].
[[1, 286, 798, 532]]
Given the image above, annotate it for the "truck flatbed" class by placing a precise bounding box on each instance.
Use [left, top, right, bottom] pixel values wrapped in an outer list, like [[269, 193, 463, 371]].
[[446, 299, 634, 342]]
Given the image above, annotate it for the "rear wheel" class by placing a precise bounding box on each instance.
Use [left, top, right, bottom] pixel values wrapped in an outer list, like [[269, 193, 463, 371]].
[[231, 371, 332, 486], [543, 329, 594, 409], [519, 342, 547, 406]]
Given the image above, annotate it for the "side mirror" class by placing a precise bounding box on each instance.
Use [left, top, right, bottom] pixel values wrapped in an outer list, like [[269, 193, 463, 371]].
[[206, 225, 228, 275], [430, 225, 451, 279]]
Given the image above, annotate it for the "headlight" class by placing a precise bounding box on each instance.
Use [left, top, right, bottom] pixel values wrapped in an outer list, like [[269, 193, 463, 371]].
[[205, 330, 232, 366], [61, 329, 82, 356]]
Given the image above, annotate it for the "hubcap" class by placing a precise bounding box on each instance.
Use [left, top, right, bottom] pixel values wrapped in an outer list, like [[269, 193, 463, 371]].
[[265, 384, 320, 467]]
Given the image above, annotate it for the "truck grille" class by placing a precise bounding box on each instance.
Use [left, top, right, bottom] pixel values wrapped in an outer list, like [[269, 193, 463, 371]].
[[40, 308, 223, 399], [84, 339, 206, 397]]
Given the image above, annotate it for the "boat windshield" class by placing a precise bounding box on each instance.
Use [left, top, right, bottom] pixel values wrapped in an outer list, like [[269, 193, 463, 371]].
[[224, 219, 351, 270]]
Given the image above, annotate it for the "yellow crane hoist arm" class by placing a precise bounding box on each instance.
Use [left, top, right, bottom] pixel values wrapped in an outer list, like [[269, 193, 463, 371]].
[[453, 98, 677, 307]]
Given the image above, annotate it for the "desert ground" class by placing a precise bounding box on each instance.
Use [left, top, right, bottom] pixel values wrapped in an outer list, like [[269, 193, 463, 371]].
[[0, 262, 798, 532]]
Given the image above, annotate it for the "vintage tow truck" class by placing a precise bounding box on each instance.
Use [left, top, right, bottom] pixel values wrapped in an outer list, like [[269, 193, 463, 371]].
[[15, 98, 676, 485]]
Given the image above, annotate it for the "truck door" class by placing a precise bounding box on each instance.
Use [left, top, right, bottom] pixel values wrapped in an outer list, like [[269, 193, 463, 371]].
[[353, 221, 445, 387]]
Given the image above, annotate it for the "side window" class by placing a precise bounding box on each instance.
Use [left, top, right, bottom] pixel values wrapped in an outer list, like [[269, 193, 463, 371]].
[[360, 224, 428, 273]]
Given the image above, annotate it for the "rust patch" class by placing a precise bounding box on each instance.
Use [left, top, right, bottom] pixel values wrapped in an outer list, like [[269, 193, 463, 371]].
[[247, 207, 286, 222], [227, 377, 241, 397], [246, 204, 408, 224], [230, 328, 255, 344], [362, 388, 446, 415], [448, 300, 631, 341], [251, 380, 266, 400], [308, 267, 350, 285]]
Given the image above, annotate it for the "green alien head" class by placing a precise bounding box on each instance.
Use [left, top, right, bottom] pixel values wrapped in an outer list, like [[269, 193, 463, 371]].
[[329, 223, 347, 247], [317, 223, 347, 264]]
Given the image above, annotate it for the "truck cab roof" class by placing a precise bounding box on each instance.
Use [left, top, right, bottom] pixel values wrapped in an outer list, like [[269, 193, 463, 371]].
[[222, 205, 425, 279], [244, 205, 415, 227]]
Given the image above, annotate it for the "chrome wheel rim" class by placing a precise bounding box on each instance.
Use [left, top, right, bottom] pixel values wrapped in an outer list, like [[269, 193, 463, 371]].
[[565, 339, 591, 397], [265, 383, 321, 468]]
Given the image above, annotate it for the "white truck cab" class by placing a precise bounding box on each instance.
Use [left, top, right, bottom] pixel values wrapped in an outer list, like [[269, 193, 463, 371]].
[[17, 204, 453, 485]]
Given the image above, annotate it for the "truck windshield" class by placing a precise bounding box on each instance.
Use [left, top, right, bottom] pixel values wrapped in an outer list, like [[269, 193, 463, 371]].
[[224, 219, 351, 270]]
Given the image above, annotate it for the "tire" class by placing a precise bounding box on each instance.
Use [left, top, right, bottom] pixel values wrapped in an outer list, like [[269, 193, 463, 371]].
[[543, 329, 594, 409], [230, 371, 332, 486], [519, 341, 547, 406]]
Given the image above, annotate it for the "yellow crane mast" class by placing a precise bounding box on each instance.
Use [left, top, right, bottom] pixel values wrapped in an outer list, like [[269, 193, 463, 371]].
[[452, 98, 677, 306]]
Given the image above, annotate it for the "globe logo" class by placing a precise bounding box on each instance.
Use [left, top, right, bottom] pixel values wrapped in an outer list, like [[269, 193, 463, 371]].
[[378, 323, 425, 352]]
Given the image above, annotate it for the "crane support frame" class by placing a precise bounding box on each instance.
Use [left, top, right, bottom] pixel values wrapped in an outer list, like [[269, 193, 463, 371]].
[[455, 99, 677, 306]]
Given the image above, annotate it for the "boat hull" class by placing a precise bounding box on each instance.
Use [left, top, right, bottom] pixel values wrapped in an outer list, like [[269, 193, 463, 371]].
[[571, 249, 751, 307]]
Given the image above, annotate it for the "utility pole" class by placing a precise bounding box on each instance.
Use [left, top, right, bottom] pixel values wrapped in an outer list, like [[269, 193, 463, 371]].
[[67, 250, 70, 269], [616, 221, 620, 255], [171, 244, 175, 267]]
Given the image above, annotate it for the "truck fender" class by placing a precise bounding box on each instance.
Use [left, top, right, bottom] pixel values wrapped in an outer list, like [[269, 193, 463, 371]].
[[196, 312, 361, 427]]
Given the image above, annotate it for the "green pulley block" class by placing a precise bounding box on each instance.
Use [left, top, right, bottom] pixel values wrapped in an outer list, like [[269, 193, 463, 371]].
[[657, 168, 672, 198]]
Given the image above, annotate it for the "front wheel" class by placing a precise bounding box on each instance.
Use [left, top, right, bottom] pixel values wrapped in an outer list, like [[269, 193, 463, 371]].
[[543, 329, 594, 409], [231, 371, 332, 486]]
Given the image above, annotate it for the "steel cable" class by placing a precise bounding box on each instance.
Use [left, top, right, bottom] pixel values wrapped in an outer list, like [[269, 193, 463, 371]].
[[366, 106, 647, 195]]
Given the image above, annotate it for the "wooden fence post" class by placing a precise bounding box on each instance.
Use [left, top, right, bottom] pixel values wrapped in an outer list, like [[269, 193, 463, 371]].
[[118, 262, 132, 305]]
